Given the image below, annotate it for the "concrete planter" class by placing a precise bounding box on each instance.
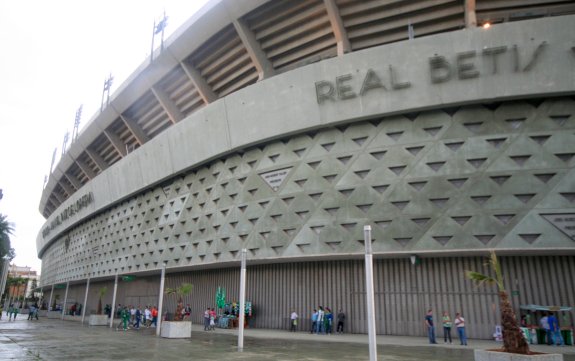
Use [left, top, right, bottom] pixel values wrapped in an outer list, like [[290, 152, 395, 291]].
[[47, 311, 62, 319], [38, 310, 48, 317], [89, 314, 109, 326], [475, 350, 563, 361], [63, 315, 82, 322], [160, 321, 192, 338]]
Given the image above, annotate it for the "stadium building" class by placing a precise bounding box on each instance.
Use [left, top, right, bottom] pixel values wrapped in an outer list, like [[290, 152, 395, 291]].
[[37, 0, 575, 338]]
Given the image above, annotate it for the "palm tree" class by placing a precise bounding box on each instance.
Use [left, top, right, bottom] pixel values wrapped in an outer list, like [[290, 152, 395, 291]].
[[0, 214, 15, 259], [466, 251, 529, 354], [97, 287, 107, 315], [165, 283, 193, 321]]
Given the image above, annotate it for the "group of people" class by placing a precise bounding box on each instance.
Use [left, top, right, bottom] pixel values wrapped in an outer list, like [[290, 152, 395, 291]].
[[113, 304, 159, 331], [288, 307, 346, 334], [539, 312, 565, 346], [424, 309, 467, 346], [2, 304, 20, 321], [0, 303, 41, 321], [203, 308, 217, 331]]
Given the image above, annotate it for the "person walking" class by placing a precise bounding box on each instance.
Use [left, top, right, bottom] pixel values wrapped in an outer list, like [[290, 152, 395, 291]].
[[310, 309, 318, 334], [337, 309, 346, 334], [11, 305, 19, 321], [425, 309, 437, 344], [7, 304, 13, 321], [120, 306, 130, 331], [442, 311, 452, 344], [134, 306, 142, 329], [290, 310, 298, 332], [454, 312, 467, 345]]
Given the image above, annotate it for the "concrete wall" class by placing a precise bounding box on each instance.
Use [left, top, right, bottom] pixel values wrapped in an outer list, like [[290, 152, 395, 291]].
[[47, 255, 575, 339], [37, 15, 575, 257]]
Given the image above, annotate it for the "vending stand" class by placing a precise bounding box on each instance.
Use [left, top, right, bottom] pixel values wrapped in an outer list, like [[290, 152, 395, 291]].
[[519, 304, 573, 346]]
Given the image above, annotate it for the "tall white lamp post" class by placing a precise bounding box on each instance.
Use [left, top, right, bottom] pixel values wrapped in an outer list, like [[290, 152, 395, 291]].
[[238, 248, 247, 351], [364, 225, 378, 361]]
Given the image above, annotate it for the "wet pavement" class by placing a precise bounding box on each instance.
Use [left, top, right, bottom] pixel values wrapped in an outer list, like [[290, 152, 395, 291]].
[[1, 314, 574, 360]]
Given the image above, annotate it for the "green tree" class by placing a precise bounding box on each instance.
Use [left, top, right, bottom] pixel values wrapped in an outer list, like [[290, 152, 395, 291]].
[[97, 287, 107, 315], [165, 283, 193, 321], [466, 251, 529, 354], [0, 214, 15, 259]]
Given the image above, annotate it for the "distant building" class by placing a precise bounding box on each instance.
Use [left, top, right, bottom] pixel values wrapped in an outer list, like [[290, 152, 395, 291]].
[[8, 264, 39, 298]]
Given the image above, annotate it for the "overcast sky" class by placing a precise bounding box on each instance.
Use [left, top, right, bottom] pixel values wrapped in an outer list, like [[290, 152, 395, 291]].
[[0, 0, 209, 273]]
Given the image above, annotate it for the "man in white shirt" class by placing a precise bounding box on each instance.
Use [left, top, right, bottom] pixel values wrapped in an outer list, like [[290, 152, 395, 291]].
[[316, 306, 325, 334], [144, 306, 152, 328], [290, 310, 298, 332], [454, 312, 467, 345]]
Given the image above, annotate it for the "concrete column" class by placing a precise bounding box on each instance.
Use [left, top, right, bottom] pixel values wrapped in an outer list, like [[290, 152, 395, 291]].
[[81, 277, 90, 324], [364, 225, 377, 361], [156, 263, 167, 336], [47, 284, 54, 311], [61, 281, 70, 320], [465, 0, 477, 28], [238, 248, 247, 351], [110, 274, 118, 328]]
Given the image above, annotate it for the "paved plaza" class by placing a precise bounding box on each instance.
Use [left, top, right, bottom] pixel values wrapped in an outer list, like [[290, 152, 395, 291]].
[[0, 315, 574, 360]]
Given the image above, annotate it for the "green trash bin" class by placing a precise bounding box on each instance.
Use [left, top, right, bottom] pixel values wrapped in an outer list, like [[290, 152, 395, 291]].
[[536, 329, 547, 345], [561, 330, 572, 346]]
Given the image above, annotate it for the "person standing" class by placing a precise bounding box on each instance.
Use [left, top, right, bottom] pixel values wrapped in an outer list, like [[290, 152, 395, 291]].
[[183, 304, 191, 320], [203, 308, 210, 331], [442, 311, 452, 344], [547, 312, 564, 346], [425, 309, 437, 344], [316, 306, 325, 334], [540, 313, 551, 345], [290, 310, 298, 332], [454, 312, 467, 345], [144, 306, 152, 328], [151, 306, 158, 328], [310, 309, 318, 334], [325, 307, 333, 335], [130, 305, 136, 324], [337, 309, 346, 334]]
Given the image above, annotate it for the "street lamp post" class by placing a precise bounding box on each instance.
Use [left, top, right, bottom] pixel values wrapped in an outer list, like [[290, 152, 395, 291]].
[[238, 249, 247, 352], [364, 225, 378, 361]]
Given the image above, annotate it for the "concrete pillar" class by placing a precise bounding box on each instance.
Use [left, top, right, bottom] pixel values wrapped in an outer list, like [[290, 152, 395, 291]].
[[47, 284, 55, 311], [110, 274, 118, 328], [61, 281, 70, 320], [81, 277, 90, 324], [156, 263, 166, 336]]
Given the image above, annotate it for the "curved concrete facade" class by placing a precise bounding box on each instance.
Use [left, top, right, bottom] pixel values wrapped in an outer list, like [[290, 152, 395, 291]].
[[37, 1, 575, 339]]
